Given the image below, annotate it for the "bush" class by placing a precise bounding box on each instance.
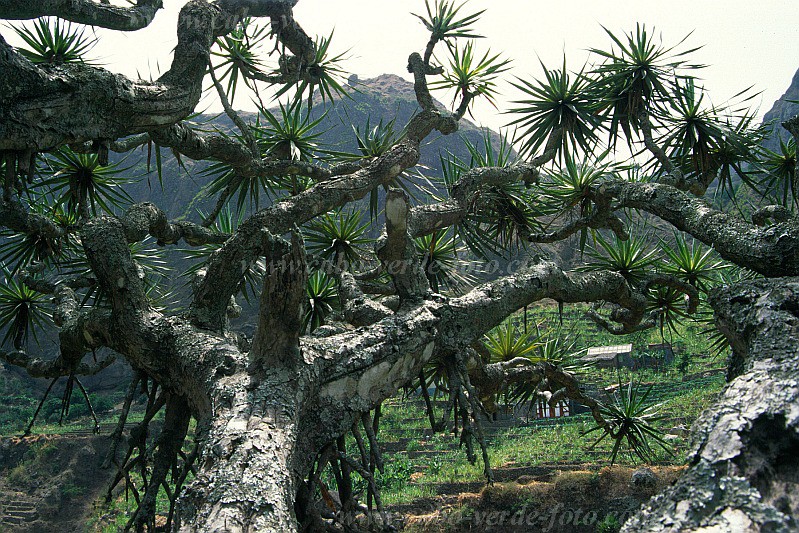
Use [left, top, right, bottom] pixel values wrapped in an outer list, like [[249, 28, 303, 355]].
[[7, 464, 29, 487], [91, 395, 114, 413], [676, 352, 692, 374], [596, 514, 621, 533], [60, 482, 86, 499], [378, 457, 413, 491]]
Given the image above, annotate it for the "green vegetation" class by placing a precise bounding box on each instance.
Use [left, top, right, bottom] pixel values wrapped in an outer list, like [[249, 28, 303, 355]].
[[300, 303, 724, 508], [0, 370, 139, 436], [4, 301, 723, 527], [596, 513, 622, 533]]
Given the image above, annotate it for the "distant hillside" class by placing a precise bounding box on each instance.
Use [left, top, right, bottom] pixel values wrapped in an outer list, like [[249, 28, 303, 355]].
[[122, 73, 506, 221], [761, 66, 799, 152]]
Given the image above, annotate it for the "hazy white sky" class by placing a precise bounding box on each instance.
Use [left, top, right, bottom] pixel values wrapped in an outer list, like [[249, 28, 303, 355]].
[[6, 1, 799, 132]]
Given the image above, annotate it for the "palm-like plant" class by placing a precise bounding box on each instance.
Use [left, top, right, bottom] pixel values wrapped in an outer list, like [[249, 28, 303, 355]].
[[304, 270, 338, 333], [759, 137, 797, 208], [542, 154, 612, 250], [256, 98, 327, 162], [142, 273, 180, 314], [431, 41, 511, 114], [211, 17, 269, 100], [441, 131, 546, 257], [694, 304, 730, 359], [352, 117, 401, 160], [129, 238, 171, 280], [201, 129, 279, 212], [304, 210, 372, 268], [590, 24, 701, 145], [508, 58, 602, 158], [0, 199, 78, 274], [508, 330, 585, 408], [274, 31, 349, 105], [483, 319, 540, 363], [348, 117, 414, 219], [585, 380, 671, 465], [0, 269, 50, 349], [659, 233, 725, 293], [412, 0, 485, 48], [39, 148, 134, 218], [472, 184, 544, 254], [414, 230, 476, 293], [544, 153, 610, 207], [531, 333, 583, 367], [463, 128, 516, 169], [710, 111, 766, 201], [204, 99, 327, 208], [483, 319, 539, 408], [661, 79, 727, 179], [646, 285, 692, 335], [0, 230, 60, 275], [581, 231, 659, 286], [12, 17, 97, 65]]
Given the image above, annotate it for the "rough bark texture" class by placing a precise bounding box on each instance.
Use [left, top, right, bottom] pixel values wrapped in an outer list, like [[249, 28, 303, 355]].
[[0, 0, 164, 31], [607, 181, 799, 277], [623, 278, 799, 532], [178, 372, 303, 532], [189, 140, 420, 330]]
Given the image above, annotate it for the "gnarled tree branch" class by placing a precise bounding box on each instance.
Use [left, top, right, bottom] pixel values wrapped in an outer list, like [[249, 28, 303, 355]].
[[606, 180, 799, 277], [623, 278, 799, 532], [122, 202, 230, 246], [0, 0, 163, 31], [190, 139, 420, 330], [409, 163, 540, 238]]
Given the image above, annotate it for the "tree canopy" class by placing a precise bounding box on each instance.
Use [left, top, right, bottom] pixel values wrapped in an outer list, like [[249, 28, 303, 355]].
[[0, 1, 798, 531]]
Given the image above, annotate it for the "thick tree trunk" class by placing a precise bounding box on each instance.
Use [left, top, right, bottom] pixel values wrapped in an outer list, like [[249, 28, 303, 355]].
[[177, 371, 302, 532], [623, 278, 799, 532]]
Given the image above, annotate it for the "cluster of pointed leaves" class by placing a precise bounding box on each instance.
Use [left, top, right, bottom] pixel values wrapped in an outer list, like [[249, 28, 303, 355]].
[[431, 41, 511, 114], [481, 316, 587, 409], [12, 17, 97, 65], [508, 23, 794, 208], [584, 380, 673, 465], [412, 0, 485, 44]]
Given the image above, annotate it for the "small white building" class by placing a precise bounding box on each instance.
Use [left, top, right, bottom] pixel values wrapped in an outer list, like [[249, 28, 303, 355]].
[[583, 344, 634, 369]]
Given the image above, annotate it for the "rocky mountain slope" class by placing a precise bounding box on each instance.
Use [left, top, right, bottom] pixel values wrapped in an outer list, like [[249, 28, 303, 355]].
[[761, 66, 799, 152]]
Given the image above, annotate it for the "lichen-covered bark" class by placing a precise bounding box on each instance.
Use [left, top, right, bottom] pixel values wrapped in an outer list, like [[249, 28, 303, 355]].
[[0, 0, 306, 152], [607, 180, 799, 277], [0, 0, 163, 31], [163, 259, 656, 530], [0, 1, 214, 151], [409, 163, 540, 238], [623, 278, 799, 532], [379, 189, 430, 302], [177, 371, 303, 532], [4, 0, 799, 527], [190, 140, 421, 330]]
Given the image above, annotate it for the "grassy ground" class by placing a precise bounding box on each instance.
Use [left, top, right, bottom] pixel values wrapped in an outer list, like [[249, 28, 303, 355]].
[[0, 366, 128, 436], [374, 367, 723, 507], [368, 302, 726, 507]]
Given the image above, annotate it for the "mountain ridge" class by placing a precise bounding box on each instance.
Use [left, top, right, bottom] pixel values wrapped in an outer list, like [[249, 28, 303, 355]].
[[761, 66, 799, 152]]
